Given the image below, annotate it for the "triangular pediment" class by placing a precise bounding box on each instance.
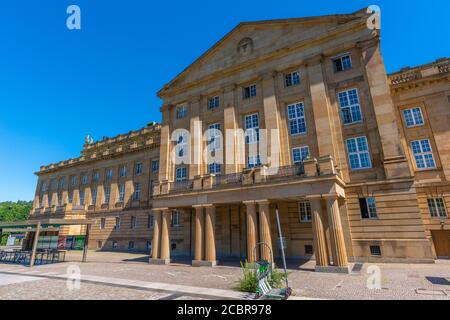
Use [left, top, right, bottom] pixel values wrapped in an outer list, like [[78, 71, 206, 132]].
[[158, 9, 370, 96]]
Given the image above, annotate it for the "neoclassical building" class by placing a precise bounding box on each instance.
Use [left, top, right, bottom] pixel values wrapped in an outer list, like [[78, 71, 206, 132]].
[[30, 8, 450, 272]]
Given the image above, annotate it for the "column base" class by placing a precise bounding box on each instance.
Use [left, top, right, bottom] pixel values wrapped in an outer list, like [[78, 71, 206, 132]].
[[315, 265, 350, 274], [192, 260, 217, 267], [149, 258, 171, 265]]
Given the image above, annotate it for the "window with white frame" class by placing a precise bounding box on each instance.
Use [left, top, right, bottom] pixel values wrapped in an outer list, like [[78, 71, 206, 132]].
[[133, 183, 141, 201], [292, 146, 310, 164], [427, 198, 448, 218], [208, 163, 221, 175], [287, 102, 307, 135], [119, 165, 127, 178], [359, 197, 378, 219], [131, 216, 137, 229], [333, 54, 352, 72], [93, 171, 100, 182], [176, 106, 187, 119], [91, 188, 97, 205], [338, 88, 362, 125], [208, 96, 220, 110], [176, 167, 187, 182], [175, 131, 188, 159], [247, 155, 261, 168], [208, 123, 221, 151], [151, 160, 159, 173], [299, 202, 312, 222], [148, 214, 154, 229], [242, 84, 257, 99], [411, 139, 436, 169], [245, 113, 259, 144], [346, 136, 372, 170], [135, 163, 143, 175], [284, 71, 300, 87], [79, 190, 85, 205], [106, 169, 113, 180], [172, 211, 181, 227], [118, 184, 125, 202], [104, 186, 111, 204], [403, 107, 424, 128]]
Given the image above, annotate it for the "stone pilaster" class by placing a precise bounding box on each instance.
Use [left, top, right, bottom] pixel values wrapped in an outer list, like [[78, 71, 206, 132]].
[[326, 198, 349, 270], [189, 96, 203, 179], [311, 199, 329, 267], [193, 206, 204, 264], [159, 106, 171, 182], [244, 201, 258, 263], [257, 200, 273, 262], [204, 205, 217, 265]]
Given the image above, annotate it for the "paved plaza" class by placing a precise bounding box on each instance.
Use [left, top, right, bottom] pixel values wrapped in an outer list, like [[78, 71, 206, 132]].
[[0, 251, 449, 300]]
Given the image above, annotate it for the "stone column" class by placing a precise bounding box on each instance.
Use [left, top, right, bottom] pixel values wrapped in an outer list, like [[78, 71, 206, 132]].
[[358, 37, 410, 179], [326, 198, 349, 270], [204, 205, 217, 266], [311, 199, 329, 268], [159, 209, 171, 263], [150, 210, 162, 261], [244, 201, 258, 263], [257, 200, 273, 262], [192, 206, 204, 265], [189, 96, 203, 179], [159, 106, 172, 182]]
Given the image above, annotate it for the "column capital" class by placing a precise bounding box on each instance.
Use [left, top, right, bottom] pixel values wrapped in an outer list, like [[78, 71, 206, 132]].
[[256, 199, 270, 205], [242, 200, 256, 206]]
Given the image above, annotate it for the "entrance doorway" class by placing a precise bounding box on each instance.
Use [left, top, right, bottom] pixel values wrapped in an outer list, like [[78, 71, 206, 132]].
[[431, 230, 450, 259]]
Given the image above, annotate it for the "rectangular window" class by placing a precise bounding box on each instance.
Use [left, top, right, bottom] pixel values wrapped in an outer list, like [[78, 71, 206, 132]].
[[68, 192, 73, 204], [338, 88, 362, 125], [287, 102, 307, 135], [242, 84, 257, 99], [146, 240, 152, 251], [175, 131, 188, 159], [135, 163, 143, 175], [92, 171, 100, 182], [403, 107, 424, 128], [97, 241, 103, 249], [100, 218, 106, 230], [284, 71, 300, 87], [104, 186, 111, 204], [208, 163, 221, 175], [57, 192, 63, 206], [299, 202, 312, 222], [48, 194, 53, 207], [172, 211, 181, 227], [119, 166, 127, 178], [51, 179, 57, 190], [247, 155, 261, 168], [208, 123, 221, 151], [411, 139, 436, 169], [346, 136, 372, 170], [133, 183, 141, 201], [106, 169, 113, 181], [333, 54, 352, 72], [245, 113, 259, 144], [79, 190, 85, 205], [114, 217, 121, 230], [131, 216, 137, 229], [176, 167, 187, 182], [59, 177, 66, 190], [208, 96, 220, 110], [304, 245, 313, 255], [82, 175, 89, 185], [370, 245, 382, 256], [148, 214, 154, 229], [41, 181, 47, 192], [427, 198, 448, 218], [39, 196, 43, 208], [176, 106, 187, 119], [112, 241, 118, 249], [70, 176, 77, 186], [359, 197, 378, 219], [151, 160, 160, 173], [91, 188, 97, 205], [292, 146, 310, 164], [118, 184, 126, 202], [128, 241, 135, 250]]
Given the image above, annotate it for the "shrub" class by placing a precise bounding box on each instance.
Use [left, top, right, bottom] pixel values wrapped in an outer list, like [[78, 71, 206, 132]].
[[235, 261, 288, 293]]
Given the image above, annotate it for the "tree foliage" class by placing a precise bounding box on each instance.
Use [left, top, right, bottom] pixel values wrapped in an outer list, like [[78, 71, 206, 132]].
[[0, 201, 32, 222]]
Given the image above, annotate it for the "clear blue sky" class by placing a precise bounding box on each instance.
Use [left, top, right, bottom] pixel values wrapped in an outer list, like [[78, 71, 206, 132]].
[[0, 0, 448, 202]]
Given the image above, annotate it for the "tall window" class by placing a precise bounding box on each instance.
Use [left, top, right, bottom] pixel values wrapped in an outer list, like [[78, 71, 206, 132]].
[[114, 217, 121, 230], [411, 139, 436, 169], [292, 146, 310, 164], [152, 160, 160, 173], [92, 171, 100, 182], [79, 190, 85, 206], [133, 183, 141, 201], [247, 155, 261, 168], [100, 218, 106, 230], [119, 165, 127, 178], [70, 176, 77, 186], [346, 136, 372, 170], [57, 192, 63, 206], [175, 131, 188, 159], [299, 202, 312, 222], [104, 186, 111, 204], [58, 177, 66, 189], [208, 123, 221, 151], [41, 181, 47, 192], [338, 88, 362, 125], [148, 214, 154, 229], [287, 102, 307, 135], [284, 71, 300, 87], [131, 216, 137, 229], [245, 113, 259, 144], [135, 163, 143, 175], [172, 211, 181, 227], [359, 197, 378, 219], [176, 106, 187, 119], [403, 107, 424, 128], [242, 84, 257, 99], [91, 188, 97, 205], [82, 175, 89, 185], [48, 194, 53, 207], [68, 191, 73, 204], [427, 198, 448, 218], [176, 167, 187, 182], [333, 54, 352, 72], [208, 96, 220, 110], [106, 169, 113, 181], [118, 184, 126, 202]]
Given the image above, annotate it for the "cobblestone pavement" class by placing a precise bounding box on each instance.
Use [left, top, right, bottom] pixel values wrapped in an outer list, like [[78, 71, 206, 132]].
[[0, 251, 449, 300]]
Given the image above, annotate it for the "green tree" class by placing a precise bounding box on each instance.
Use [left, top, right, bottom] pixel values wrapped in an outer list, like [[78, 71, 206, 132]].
[[0, 201, 32, 222]]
